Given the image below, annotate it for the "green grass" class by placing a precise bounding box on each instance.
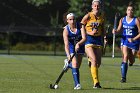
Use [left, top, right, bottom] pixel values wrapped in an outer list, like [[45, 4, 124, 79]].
[[0, 55, 140, 93]]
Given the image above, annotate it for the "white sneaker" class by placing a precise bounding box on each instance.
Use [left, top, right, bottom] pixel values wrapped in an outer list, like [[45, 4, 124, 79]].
[[74, 84, 81, 90], [63, 59, 69, 72]]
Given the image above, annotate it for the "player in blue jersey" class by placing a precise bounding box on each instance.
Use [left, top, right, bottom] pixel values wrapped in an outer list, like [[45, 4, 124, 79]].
[[128, 33, 140, 60], [112, 2, 140, 83], [63, 13, 86, 89]]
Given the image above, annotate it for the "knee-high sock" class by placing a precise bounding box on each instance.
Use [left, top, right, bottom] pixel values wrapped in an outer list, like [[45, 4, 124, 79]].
[[72, 68, 80, 86], [121, 62, 128, 79], [91, 66, 99, 85]]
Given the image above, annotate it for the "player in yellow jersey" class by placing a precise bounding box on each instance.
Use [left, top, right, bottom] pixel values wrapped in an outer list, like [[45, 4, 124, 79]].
[[81, 0, 106, 88]]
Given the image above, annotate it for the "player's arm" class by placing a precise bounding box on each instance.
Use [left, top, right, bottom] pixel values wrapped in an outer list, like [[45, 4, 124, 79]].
[[128, 18, 140, 42], [128, 34, 140, 42], [112, 18, 123, 34], [75, 24, 86, 52], [134, 18, 140, 40], [133, 34, 140, 41], [136, 18, 140, 33], [81, 13, 89, 25], [78, 23, 86, 45], [63, 27, 70, 58]]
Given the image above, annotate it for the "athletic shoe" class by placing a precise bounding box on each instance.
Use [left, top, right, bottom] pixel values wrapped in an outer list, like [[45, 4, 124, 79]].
[[120, 78, 126, 83], [93, 83, 102, 88], [63, 59, 69, 72], [74, 84, 81, 90]]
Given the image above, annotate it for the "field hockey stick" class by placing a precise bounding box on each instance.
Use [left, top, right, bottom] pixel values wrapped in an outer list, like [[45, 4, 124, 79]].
[[50, 51, 76, 89], [112, 13, 118, 58], [103, 25, 110, 55]]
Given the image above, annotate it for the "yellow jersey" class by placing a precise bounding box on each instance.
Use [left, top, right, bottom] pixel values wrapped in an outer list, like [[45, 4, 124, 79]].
[[85, 12, 104, 36]]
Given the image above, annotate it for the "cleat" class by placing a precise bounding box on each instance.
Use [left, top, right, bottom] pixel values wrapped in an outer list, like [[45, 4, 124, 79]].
[[74, 84, 81, 90], [120, 78, 126, 83], [93, 83, 102, 88], [63, 59, 69, 72]]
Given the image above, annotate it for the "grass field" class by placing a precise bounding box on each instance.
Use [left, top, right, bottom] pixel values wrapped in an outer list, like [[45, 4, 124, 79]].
[[0, 55, 140, 93]]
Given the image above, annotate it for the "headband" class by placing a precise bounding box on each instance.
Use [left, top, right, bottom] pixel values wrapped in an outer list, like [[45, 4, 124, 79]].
[[92, 0, 101, 4], [66, 13, 75, 19]]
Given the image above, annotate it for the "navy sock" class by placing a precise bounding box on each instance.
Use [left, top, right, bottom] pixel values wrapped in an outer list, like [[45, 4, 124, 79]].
[[121, 62, 128, 79], [72, 68, 80, 86]]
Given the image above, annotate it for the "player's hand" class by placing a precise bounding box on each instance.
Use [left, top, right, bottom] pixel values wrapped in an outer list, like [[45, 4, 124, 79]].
[[67, 55, 71, 60], [112, 29, 116, 34], [128, 38, 133, 42], [75, 43, 80, 52]]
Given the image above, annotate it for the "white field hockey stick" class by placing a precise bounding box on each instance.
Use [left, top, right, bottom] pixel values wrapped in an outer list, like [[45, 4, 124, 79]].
[[112, 13, 118, 58]]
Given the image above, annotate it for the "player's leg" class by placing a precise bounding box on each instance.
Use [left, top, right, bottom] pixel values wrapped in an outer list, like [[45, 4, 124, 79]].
[[87, 56, 91, 67], [120, 46, 129, 83], [93, 47, 102, 88], [137, 45, 140, 60], [71, 55, 81, 89], [137, 50, 140, 60], [85, 46, 101, 88], [95, 48, 102, 68], [77, 54, 83, 68], [73, 54, 83, 89], [128, 50, 135, 66]]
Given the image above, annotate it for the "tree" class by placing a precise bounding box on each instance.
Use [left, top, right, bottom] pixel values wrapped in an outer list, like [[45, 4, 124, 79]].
[[26, 0, 51, 6]]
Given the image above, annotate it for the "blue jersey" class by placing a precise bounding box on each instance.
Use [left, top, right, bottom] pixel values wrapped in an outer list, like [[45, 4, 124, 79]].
[[121, 16, 139, 50], [66, 23, 85, 54], [122, 16, 138, 38]]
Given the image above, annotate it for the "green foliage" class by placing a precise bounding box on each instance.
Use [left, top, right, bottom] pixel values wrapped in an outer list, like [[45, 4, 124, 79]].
[[68, 0, 89, 17], [135, 1, 140, 16], [26, 0, 51, 6], [50, 11, 62, 28], [11, 42, 64, 51], [12, 42, 49, 51], [68, 0, 140, 25]]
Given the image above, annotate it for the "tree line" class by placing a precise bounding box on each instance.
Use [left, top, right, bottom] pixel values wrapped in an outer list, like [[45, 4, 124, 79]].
[[0, 0, 140, 27]]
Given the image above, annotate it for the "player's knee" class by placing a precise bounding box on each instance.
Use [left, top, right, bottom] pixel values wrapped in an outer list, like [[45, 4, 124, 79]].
[[123, 55, 128, 60]]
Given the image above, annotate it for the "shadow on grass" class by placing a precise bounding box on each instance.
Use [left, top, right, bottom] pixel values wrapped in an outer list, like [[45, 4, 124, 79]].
[[103, 87, 140, 90], [81, 87, 140, 91]]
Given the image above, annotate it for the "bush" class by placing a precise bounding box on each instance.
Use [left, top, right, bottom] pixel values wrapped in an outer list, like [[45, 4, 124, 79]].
[[11, 42, 64, 51]]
